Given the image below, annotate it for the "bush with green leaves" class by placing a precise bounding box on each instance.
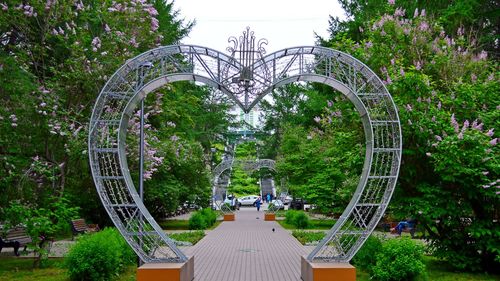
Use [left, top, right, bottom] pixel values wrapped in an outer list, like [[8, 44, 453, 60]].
[[352, 235, 383, 273], [199, 208, 217, 226], [65, 228, 135, 281], [294, 211, 310, 229], [284, 210, 298, 224], [188, 212, 207, 230], [371, 238, 426, 281], [285, 210, 310, 229]]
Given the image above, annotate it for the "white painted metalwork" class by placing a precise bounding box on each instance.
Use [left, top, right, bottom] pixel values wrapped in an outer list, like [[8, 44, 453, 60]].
[[89, 28, 401, 263]]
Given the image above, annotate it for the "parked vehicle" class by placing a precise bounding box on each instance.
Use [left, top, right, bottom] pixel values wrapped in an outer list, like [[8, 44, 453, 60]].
[[223, 195, 239, 210], [280, 195, 293, 205], [238, 195, 260, 206], [290, 198, 305, 210], [269, 199, 285, 210]]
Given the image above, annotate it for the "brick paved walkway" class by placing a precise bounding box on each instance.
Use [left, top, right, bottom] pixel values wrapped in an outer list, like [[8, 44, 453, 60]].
[[185, 207, 308, 281]]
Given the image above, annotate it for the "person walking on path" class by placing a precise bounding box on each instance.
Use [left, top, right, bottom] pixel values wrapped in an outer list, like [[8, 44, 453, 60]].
[[255, 196, 262, 211], [266, 193, 271, 203]]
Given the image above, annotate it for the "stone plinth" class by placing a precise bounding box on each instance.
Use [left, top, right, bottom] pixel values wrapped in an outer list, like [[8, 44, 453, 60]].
[[137, 256, 194, 281], [223, 213, 235, 221], [264, 213, 276, 221], [301, 256, 356, 281]]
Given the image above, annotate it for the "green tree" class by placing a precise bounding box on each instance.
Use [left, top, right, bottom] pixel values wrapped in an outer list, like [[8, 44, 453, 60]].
[[323, 4, 499, 272]]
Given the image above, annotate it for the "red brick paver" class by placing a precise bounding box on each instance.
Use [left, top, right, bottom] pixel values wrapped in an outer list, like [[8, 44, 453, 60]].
[[185, 208, 307, 281]]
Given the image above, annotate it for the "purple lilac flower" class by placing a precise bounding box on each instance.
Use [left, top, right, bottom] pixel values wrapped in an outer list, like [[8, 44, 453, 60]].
[[365, 41, 373, 48], [414, 60, 422, 70], [144, 6, 158, 16], [451, 114, 459, 133], [151, 18, 159, 31], [388, 0, 395, 5], [419, 21, 429, 31], [463, 120, 470, 128], [486, 128, 494, 137], [91, 37, 101, 52], [478, 51, 488, 60], [489, 138, 498, 146], [394, 8, 405, 17], [314, 116, 321, 123], [76, 1, 84, 10], [413, 8, 419, 18]]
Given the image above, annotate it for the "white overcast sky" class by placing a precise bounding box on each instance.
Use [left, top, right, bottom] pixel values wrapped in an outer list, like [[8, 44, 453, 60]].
[[173, 0, 346, 54]]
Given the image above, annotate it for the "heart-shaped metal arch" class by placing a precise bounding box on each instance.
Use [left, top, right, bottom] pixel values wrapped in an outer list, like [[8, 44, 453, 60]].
[[88, 44, 401, 263]]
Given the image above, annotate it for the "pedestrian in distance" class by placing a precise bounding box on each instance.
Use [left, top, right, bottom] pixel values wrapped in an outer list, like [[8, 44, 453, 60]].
[[255, 196, 262, 211]]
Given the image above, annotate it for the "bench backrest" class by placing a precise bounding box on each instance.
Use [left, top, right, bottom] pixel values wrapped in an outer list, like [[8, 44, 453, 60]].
[[6, 228, 29, 240], [71, 219, 88, 232]]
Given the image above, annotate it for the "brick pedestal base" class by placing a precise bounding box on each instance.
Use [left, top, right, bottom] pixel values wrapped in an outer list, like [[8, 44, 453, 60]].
[[301, 256, 356, 281], [137, 256, 194, 281], [223, 213, 235, 221], [264, 213, 276, 221]]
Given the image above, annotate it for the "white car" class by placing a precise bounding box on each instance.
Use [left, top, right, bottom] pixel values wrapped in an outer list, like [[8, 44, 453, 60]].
[[238, 195, 260, 206], [269, 199, 285, 210]]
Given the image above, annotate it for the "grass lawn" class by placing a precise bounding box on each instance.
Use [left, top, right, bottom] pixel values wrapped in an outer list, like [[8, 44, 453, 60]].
[[0, 258, 67, 281], [277, 219, 335, 230], [0, 258, 138, 281], [159, 219, 221, 230], [355, 256, 500, 281], [169, 230, 205, 245]]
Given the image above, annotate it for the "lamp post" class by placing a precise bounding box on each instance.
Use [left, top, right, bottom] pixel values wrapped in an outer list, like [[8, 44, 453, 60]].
[[137, 61, 152, 267]]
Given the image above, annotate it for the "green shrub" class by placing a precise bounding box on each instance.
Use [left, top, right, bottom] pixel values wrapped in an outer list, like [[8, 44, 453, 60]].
[[188, 212, 207, 230], [371, 238, 426, 281], [352, 235, 383, 273], [199, 208, 217, 227], [285, 210, 299, 225], [294, 211, 310, 229], [292, 230, 325, 245], [65, 228, 135, 281], [285, 210, 310, 229]]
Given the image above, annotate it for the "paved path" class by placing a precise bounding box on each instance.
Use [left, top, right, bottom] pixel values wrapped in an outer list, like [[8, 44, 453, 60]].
[[185, 208, 308, 281]]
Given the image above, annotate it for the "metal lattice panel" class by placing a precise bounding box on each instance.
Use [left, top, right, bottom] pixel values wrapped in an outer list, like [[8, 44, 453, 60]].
[[89, 29, 401, 264]]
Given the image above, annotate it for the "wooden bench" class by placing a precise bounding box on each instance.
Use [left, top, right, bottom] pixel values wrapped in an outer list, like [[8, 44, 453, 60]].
[[0, 228, 32, 256], [70, 219, 99, 240]]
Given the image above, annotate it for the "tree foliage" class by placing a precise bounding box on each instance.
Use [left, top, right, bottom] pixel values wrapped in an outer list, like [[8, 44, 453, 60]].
[[0, 1, 231, 227], [322, 2, 499, 272]]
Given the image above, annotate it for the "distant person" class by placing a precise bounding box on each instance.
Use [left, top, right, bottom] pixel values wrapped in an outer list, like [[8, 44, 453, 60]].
[[266, 193, 271, 203], [255, 196, 262, 211]]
